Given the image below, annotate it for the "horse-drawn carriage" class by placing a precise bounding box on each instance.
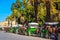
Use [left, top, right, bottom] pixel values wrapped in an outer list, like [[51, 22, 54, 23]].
[[44, 22, 59, 39], [25, 22, 40, 36]]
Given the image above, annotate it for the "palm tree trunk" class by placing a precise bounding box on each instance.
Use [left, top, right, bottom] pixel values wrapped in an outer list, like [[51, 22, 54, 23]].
[[11, 21, 12, 27], [46, 0, 51, 22], [34, 0, 38, 22], [8, 20, 9, 26]]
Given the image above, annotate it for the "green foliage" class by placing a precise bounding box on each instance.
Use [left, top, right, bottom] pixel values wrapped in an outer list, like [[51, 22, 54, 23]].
[[6, 0, 60, 25], [24, 4, 34, 22], [58, 2, 60, 10], [6, 15, 13, 21], [38, 3, 46, 23]]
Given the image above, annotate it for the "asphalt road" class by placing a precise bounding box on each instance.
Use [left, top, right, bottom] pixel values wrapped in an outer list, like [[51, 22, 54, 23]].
[[0, 31, 50, 40], [58, 33, 60, 40]]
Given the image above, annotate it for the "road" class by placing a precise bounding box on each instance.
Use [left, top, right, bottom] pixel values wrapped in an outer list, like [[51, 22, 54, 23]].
[[58, 33, 60, 40], [0, 31, 50, 40]]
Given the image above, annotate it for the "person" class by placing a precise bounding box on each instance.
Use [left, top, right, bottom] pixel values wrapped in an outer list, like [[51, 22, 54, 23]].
[[48, 26, 52, 39], [55, 26, 58, 40], [50, 33, 55, 40], [41, 27, 48, 38], [50, 26, 58, 40]]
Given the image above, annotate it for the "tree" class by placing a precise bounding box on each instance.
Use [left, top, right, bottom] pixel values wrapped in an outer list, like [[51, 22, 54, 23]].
[[6, 15, 13, 26], [11, 0, 23, 24], [24, 4, 34, 22], [7, 0, 60, 25], [37, 3, 46, 25]]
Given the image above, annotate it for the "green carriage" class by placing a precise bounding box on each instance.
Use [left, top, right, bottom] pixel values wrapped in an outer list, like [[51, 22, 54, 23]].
[[25, 22, 39, 36]]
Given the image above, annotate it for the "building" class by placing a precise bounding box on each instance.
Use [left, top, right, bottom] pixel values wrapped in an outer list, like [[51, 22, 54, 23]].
[[0, 20, 17, 27], [0, 21, 8, 27]]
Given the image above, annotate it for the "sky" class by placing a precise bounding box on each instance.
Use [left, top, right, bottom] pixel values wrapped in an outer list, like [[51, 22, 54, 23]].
[[0, 0, 16, 22]]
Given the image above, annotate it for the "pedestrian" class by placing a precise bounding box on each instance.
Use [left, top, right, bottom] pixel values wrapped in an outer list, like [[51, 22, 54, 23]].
[[55, 26, 58, 40], [41, 27, 48, 38], [48, 26, 52, 39], [50, 33, 55, 40], [50, 26, 58, 40]]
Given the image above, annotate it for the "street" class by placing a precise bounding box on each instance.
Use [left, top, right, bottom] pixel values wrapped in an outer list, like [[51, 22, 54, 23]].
[[0, 31, 50, 40], [58, 33, 60, 40]]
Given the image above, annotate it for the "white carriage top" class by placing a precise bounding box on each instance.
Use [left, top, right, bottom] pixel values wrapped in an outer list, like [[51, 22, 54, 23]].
[[28, 22, 39, 26], [11, 24, 23, 27], [44, 22, 59, 25]]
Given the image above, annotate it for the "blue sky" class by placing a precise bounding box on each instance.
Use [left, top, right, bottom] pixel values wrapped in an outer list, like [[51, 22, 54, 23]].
[[0, 0, 16, 22]]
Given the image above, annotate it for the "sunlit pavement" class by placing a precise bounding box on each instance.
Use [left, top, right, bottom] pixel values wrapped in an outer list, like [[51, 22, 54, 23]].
[[58, 33, 60, 40], [0, 31, 50, 40]]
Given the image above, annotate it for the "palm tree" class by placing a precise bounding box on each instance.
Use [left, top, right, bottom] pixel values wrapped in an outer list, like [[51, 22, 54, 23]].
[[11, 0, 22, 24], [6, 15, 13, 27], [34, 0, 38, 22], [46, 0, 51, 22], [38, 3, 46, 24], [6, 16, 10, 26]]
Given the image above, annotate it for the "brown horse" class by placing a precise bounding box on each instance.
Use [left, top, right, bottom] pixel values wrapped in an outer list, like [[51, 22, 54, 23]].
[[18, 25, 26, 35]]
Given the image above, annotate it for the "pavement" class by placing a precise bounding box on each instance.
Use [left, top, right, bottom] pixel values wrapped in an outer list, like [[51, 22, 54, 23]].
[[0, 31, 50, 40], [58, 33, 60, 40]]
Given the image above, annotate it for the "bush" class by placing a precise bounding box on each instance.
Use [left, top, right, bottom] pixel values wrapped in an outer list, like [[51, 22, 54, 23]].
[[0, 27, 2, 31]]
